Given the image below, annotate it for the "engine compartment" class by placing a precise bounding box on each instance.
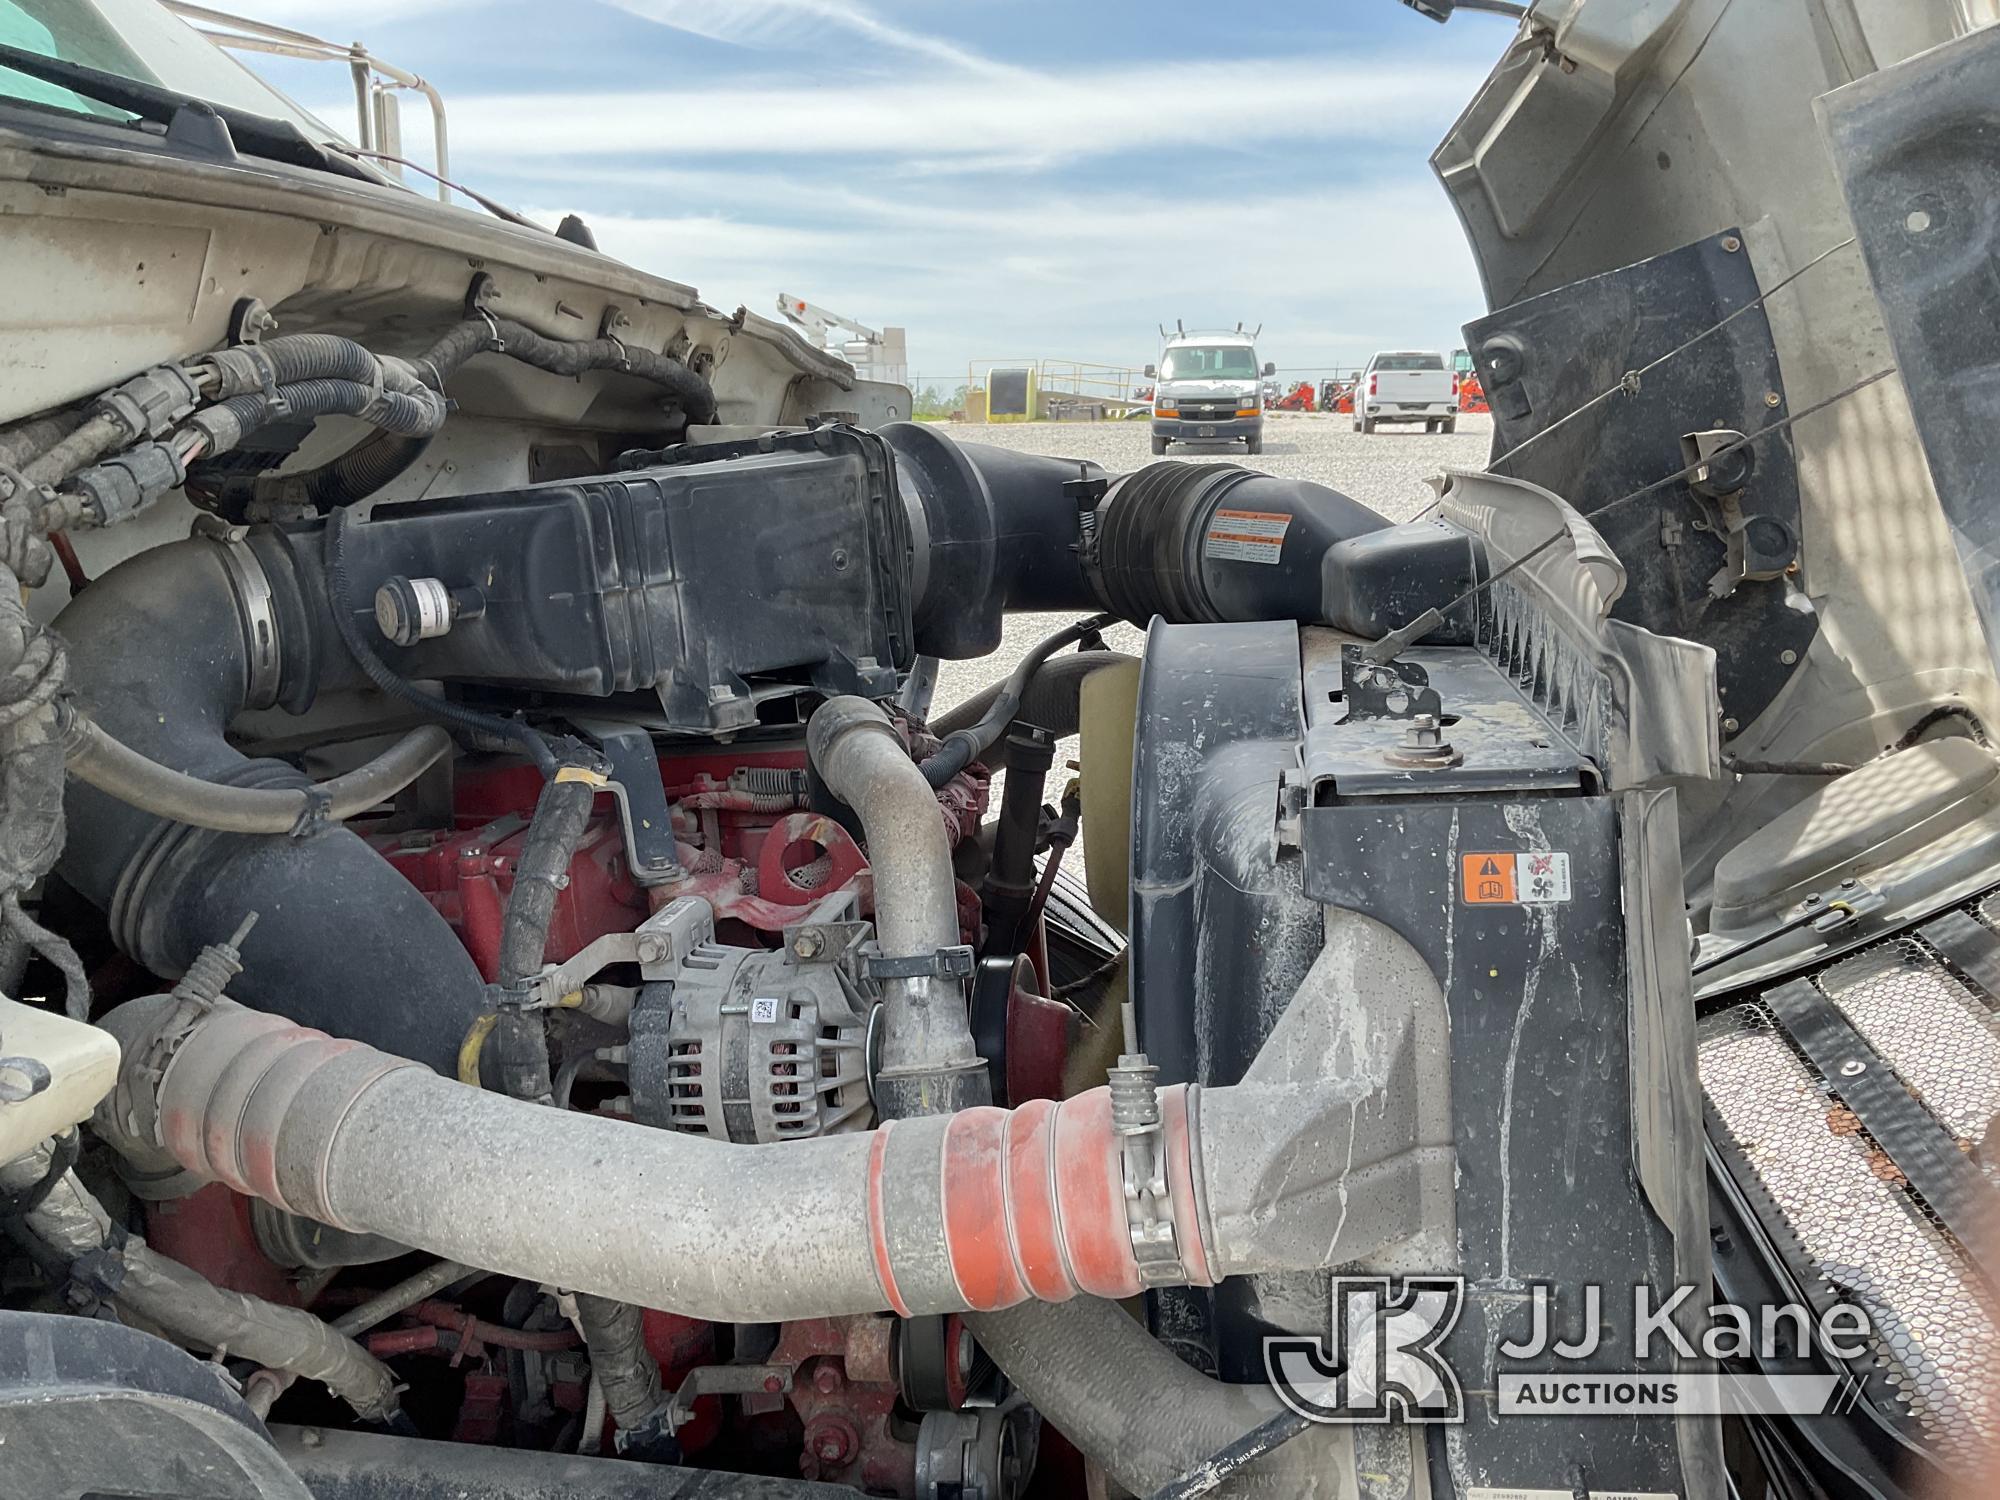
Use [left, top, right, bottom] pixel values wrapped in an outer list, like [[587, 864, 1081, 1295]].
[[4, 6, 2000, 1496]]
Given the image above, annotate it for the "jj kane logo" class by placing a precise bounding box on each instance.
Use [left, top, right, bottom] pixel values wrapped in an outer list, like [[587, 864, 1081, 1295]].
[[1266, 1278, 1874, 1423]]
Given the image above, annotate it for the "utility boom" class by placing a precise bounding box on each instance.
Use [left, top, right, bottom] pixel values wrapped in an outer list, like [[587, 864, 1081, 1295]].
[[775, 293, 908, 388]]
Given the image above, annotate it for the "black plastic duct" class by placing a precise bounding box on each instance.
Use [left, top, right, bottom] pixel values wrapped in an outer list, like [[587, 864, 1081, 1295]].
[[55, 537, 487, 1074], [885, 424, 1482, 650], [883, 422, 1103, 659]]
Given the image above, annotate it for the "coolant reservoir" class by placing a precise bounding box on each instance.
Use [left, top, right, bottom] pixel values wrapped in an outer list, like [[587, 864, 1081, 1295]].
[[0, 997, 119, 1164]]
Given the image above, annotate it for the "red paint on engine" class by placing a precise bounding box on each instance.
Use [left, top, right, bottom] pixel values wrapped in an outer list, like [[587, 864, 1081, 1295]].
[[151, 734, 1007, 1480], [146, 1183, 299, 1306], [641, 1309, 720, 1453]]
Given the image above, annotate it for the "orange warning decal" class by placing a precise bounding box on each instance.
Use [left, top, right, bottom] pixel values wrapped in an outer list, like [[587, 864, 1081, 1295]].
[[1462, 853, 1515, 905]]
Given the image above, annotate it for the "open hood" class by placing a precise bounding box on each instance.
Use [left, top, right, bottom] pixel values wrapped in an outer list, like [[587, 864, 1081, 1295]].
[[1433, 0, 2000, 904]]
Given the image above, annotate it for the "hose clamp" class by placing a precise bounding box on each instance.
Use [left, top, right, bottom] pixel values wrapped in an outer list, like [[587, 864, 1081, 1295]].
[[192, 515, 282, 711], [863, 945, 975, 982], [1108, 1053, 1186, 1287]]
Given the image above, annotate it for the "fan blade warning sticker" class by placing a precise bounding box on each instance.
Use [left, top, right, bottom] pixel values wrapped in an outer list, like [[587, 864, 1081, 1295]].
[[1204, 509, 1290, 565], [1462, 852, 1572, 905]]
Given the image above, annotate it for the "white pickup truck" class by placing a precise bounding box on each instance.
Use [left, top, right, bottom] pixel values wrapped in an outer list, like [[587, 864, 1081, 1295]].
[[1353, 350, 1457, 434]]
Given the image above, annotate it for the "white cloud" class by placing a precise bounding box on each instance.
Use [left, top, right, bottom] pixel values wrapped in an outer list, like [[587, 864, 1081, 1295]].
[[447, 52, 1488, 164], [598, 0, 1025, 79], [527, 174, 1485, 378]]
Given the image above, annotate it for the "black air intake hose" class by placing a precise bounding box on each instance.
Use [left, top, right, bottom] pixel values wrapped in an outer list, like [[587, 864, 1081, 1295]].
[[886, 427, 1481, 647], [1088, 462, 1479, 637], [881, 422, 1102, 658], [54, 538, 488, 1073]]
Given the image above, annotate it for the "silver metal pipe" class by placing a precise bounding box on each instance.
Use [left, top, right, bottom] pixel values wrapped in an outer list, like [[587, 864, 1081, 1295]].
[[806, 696, 987, 1116]]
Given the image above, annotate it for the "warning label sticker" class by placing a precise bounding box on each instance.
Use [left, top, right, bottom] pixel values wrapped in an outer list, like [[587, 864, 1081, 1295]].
[[1461, 851, 1572, 905], [1205, 508, 1290, 565]]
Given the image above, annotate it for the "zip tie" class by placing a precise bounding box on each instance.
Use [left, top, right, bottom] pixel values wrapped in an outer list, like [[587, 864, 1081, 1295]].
[[288, 785, 333, 839]]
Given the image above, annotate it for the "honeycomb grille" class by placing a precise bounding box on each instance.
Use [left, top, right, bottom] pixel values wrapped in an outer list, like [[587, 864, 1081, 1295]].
[[1700, 961, 1999, 1464], [1817, 939, 2000, 1155]]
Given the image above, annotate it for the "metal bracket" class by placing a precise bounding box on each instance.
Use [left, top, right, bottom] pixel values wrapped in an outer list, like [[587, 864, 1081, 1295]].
[[863, 945, 975, 982], [783, 889, 871, 967], [1680, 428, 1798, 598], [227, 296, 276, 347], [516, 898, 717, 1008], [462, 270, 499, 317], [572, 719, 682, 884], [1339, 645, 1444, 722], [667, 1363, 792, 1431]]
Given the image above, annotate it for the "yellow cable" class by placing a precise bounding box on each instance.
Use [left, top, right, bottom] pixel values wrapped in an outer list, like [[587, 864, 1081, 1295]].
[[554, 765, 610, 787], [457, 1013, 499, 1087]]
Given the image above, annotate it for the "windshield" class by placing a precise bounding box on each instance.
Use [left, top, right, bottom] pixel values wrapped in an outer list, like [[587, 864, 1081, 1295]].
[[1374, 353, 1445, 371], [0, 0, 337, 137], [1160, 345, 1258, 381]]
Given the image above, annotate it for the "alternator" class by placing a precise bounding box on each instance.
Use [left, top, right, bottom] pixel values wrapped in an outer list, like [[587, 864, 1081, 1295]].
[[629, 895, 876, 1143]]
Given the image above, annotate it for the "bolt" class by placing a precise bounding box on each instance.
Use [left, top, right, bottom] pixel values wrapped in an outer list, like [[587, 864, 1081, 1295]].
[[1722, 716, 1739, 733], [1765, 391, 1783, 408], [1780, 649, 1797, 665], [1721, 235, 1743, 253], [814, 1365, 842, 1395], [792, 930, 825, 960], [762, 1375, 783, 1394], [818, 1438, 844, 1462], [1840, 1058, 1866, 1078], [636, 935, 668, 964], [830, 547, 851, 570]]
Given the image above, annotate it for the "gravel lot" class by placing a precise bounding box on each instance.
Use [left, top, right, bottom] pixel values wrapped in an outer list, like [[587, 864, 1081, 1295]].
[[926, 412, 1495, 876], [929, 410, 1495, 715]]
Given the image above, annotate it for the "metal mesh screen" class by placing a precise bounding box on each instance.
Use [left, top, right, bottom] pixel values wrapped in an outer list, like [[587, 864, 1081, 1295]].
[[1700, 983, 1997, 1462]]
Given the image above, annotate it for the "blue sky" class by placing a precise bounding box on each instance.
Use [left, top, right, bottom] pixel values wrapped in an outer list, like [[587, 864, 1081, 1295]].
[[224, 1, 1517, 390]]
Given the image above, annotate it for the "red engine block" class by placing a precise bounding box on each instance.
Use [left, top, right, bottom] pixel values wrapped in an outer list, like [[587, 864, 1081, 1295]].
[[145, 735, 1005, 1491], [372, 744, 989, 967]]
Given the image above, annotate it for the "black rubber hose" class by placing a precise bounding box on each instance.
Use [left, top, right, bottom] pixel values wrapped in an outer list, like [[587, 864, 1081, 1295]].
[[321, 507, 558, 776], [276, 379, 442, 436], [201, 380, 446, 467], [259, 334, 381, 388], [919, 613, 1115, 788], [491, 771, 600, 1102], [53, 540, 489, 1072], [300, 432, 432, 508], [929, 649, 1137, 749], [1894, 703, 1991, 751], [573, 1293, 675, 1457], [63, 711, 452, 834], [417, 318, 718, 423]]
